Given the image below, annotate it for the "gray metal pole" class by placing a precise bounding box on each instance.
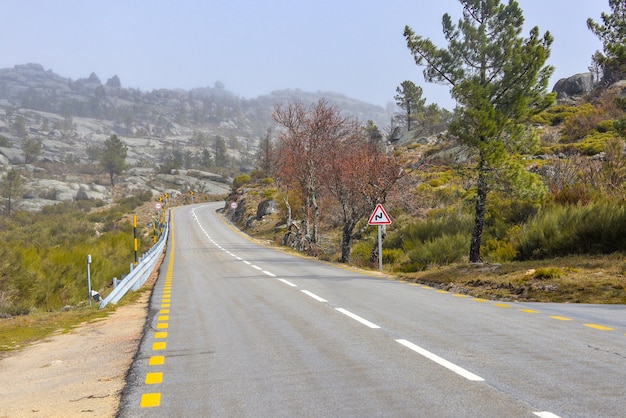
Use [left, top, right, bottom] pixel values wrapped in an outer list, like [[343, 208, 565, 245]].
[[87, 254, 92, 306], [378, 226, 383, 271]]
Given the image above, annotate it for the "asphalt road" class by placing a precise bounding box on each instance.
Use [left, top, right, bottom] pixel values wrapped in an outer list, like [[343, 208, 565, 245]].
[[118, 202, 626, 417]]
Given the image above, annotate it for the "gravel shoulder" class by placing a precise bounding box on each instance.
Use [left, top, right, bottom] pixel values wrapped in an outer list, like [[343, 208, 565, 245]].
[[0, 289, 150, 417]]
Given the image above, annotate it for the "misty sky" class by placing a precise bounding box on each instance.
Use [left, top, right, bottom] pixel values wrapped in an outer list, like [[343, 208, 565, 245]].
[[0, 0, 608, 109]]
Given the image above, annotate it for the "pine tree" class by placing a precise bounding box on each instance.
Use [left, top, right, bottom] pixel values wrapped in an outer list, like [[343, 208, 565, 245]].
[[587, 0, 626, 84], [100, 134, 128, 186], [404, 0, 554, 262], [1, 169, 22, 216], [394, 80, 426, 132]]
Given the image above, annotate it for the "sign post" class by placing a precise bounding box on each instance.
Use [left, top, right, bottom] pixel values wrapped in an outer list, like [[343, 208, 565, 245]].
[[368, 204, 392, 271]]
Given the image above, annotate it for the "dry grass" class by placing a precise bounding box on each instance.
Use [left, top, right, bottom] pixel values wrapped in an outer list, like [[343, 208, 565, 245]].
[[395, 254, 626, 303]]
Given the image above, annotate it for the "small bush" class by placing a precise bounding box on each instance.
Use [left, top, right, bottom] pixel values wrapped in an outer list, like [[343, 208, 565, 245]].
[[232, 174, 251, 189], [533, 267, 563, 280], [406, 232, 468, 271]]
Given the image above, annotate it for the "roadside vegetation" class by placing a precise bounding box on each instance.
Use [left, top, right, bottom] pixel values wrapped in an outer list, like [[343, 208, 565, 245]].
[[227, 1, 626, 305], [0, 192, 154, 317]]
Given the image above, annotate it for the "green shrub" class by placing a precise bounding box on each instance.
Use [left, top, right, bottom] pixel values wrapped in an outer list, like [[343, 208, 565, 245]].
[[533, 267, 563, 279], [406, 232, 468, 271], [515, 201, 626, 260], [350, 240, 374, 266], [596, 120, 615, 133], [232, 174, 251, 189]]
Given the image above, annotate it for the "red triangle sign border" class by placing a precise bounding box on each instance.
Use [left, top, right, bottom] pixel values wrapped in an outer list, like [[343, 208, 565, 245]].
[[368, 204, 392, 225]]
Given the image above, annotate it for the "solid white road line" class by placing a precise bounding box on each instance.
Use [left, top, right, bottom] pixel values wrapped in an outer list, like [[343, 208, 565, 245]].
[[278, 279, 297, 287], [301, 290, 327, 303], [395, 339, 484, 382], [336, 308, 380, 329]]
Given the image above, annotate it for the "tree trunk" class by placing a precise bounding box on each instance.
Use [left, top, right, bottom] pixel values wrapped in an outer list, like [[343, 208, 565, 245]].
[[341, 223, 352, 263], [469, 154, 487, 263]]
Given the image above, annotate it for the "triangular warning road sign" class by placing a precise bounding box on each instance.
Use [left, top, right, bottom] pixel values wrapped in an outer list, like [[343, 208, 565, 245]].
[[368, 204, 392, 225]]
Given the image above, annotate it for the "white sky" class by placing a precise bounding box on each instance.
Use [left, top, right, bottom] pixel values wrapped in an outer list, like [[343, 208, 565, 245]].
[[0, 0, 608, 109]]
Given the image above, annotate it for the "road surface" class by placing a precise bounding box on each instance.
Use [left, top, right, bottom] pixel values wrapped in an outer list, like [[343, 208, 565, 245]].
[[118, 202, 626, 417]]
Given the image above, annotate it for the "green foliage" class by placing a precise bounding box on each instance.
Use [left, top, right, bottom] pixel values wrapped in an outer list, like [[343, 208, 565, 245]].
[[0, 200, 151, 315], [0, 135, 11, 147], [587, 0, 626, 83], [597, 119, 616, 133], [232, 174, 251, 189], [99, 134, 128, 186], [349, 240, 374, 266], [395, 80, 426, 131], [515, 201, 626, 260], [550, 132, 615, 156], [406, 232, 468, 271], [533, 267, 563, 280], [403, 0, 555, 262], [386, 209, 473, 253], [261, 188, 277, 200], [530, 104, 582, 126]]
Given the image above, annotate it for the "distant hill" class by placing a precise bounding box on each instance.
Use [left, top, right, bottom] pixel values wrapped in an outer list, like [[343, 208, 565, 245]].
[[0, 63, 393, 139]]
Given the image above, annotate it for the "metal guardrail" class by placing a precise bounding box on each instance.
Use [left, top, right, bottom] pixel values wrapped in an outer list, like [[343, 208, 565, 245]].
[[99, 217, 170, 309]]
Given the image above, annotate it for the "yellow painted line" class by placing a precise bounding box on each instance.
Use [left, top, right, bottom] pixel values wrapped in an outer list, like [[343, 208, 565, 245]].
[[473, 298, 488, 303], [584, 324, 615, 331], [155, 332, 168, 339], [520, 309, 539, 314], [160, 303, 170, 308], [152, 341, 167, 350], [158, 315, 169, 321], [140, 393, 161, 408], [494, 303, 511, 308], [550, 316, 573, 321], [422, 286, 433, 289], [453, 294, 470, 298], [156, 322, 169, 329], [145, 372, 163, 384], [436, 290, 448, 294], [149, 356, 165, 366], [159, 309, 170, 314], [162, 298, 171, 303]]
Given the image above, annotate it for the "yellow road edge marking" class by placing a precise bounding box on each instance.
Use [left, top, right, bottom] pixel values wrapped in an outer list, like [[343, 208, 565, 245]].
[[161, 299, 171, 303], [436, 290, 448, 294], [520, 309, 539, 314], [156, 322, 169, 329], [473, 298, 488, 303], [149, 356, 165, 366], [152, 341, 167, 350], [494, 303, 511, 308], [160, 303, 170, 308], [140, 393, 161, 408], [154, 331, 168, 339], [158, 315, 169, 321], [550, 315, 573, 321], [453, 294, 470, 298], [159, 309, 170, 314], [584, 323, 615, 331], [145, 372, 163, 385]]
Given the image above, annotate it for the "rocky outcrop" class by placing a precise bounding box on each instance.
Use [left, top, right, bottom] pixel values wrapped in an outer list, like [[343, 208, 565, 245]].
[[553, 72, 595, 99]]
